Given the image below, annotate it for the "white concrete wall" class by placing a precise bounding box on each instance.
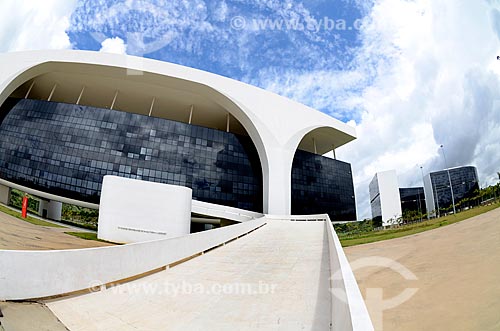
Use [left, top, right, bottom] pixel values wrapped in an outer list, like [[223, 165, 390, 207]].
[[325, 216, 374, 331], [192, 199, 263, 222], [267, 214, 374, 331], [0, 183, 10, 205], [0, 218, 266, 300], [377, 170, 402, 226], [0, 178, 263, 224], [98, 176, 192, 243]]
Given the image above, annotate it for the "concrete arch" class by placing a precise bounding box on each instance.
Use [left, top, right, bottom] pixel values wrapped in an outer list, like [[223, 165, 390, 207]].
[[0, 51, 356, 215], [0, 60, 270, 212], [289, 125, 353, 157], [260, 125, 355, 216]]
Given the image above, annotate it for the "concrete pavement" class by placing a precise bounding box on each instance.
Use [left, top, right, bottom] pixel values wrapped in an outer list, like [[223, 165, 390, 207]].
[[0, 302, 68, 331], [0, 209, 110, 250], [345, 207, 500, 331], [46, 221, 331, 331]]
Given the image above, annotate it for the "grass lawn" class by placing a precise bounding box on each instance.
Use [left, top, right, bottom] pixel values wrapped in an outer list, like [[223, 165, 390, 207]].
[[0, 204, 64, 228], [339, 202, 500, 247], [65, 231, 119, 244], [65, 232, 98, 241]]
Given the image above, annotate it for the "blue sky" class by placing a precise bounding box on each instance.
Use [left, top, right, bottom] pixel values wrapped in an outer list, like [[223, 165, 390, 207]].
[[1, 0, 500, 219], [67, 0, 368, 122], [69, 0, 363, 75]]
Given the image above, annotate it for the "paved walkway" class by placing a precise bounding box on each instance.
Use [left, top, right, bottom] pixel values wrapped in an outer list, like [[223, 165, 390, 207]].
[[1, 203, 96, 233], [46, 221, 331, 331], [345, 207, 500, 331], [0, 209, 110, 250], [0, 302, 68, 331]]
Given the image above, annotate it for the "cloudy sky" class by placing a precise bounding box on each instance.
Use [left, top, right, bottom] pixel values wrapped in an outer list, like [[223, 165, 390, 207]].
[[1, 0, 500, 219]]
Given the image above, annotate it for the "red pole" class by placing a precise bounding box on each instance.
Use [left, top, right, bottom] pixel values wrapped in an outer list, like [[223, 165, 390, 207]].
[[22, 196, 28, 218]]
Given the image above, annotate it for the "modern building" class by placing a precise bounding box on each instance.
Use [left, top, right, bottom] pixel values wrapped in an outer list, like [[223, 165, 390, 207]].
[[369, 170, 402, 227], [0, 50, 357, 222], [423, 166, 479, 217], [399, 187, 426, 220]]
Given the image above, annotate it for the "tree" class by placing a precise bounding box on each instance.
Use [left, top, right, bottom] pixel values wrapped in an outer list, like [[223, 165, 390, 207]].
[[472, 188, 481, 206]]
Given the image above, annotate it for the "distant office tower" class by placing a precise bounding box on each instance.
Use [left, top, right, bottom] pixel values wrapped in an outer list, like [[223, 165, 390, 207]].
[[369, 170, 402, 227], [423, 166, 479, 217], [399, 187, 426, 220]]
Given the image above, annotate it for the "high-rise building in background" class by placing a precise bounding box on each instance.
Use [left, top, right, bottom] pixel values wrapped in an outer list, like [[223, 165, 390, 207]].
[[423, 166, 479, 217], [369, 170, 402, 227], [399, 187, 426, 220]]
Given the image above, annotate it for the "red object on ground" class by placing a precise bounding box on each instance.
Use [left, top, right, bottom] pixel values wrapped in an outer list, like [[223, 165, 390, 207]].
[[21, 196, 28, 218]]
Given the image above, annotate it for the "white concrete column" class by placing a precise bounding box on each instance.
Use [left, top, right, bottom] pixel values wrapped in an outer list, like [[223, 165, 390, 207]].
[[188, 105, 193, 124], [263, 148, 294, 215], [48, 201, 63, 221], [76, 86, 85, 105], [110, 90, 119, 110], [25, 81, 35, 99], [148, 97, 155, 117], [39, 199, 62, 221], [47, 83, 57, 102], [38, 199, 46, 217], [0, 184, 11, 205]]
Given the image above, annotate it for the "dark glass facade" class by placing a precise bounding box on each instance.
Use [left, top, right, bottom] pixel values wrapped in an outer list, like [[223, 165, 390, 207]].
[[368, 176, 382, 226], [399, 187, 426, 216], [291, 150, 356, 222], [0, 98, 263, 212], [0, 98, 357, 219], [430, 166, 479, 213]]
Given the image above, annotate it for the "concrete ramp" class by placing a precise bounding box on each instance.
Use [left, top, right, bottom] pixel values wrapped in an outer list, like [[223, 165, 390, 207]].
[[46, 221, 331, 331]]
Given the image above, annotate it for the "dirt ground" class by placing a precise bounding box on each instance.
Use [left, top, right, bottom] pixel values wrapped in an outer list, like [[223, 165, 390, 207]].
[[345, 207, 500, 331], [0, 210, 110, 250]]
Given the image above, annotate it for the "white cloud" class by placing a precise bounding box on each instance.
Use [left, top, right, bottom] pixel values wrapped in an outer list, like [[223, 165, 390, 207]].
[[258, 0, 500, 219], [69, 0, 350, 76], [70, 0, 212, 57], [0, 0, 77, 52], [2, 0, 498, 221], [344, 0, 500, 219], [250, 68, 367, 121], [212, 0, 229, 22], [99, 37, 127, 55]]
